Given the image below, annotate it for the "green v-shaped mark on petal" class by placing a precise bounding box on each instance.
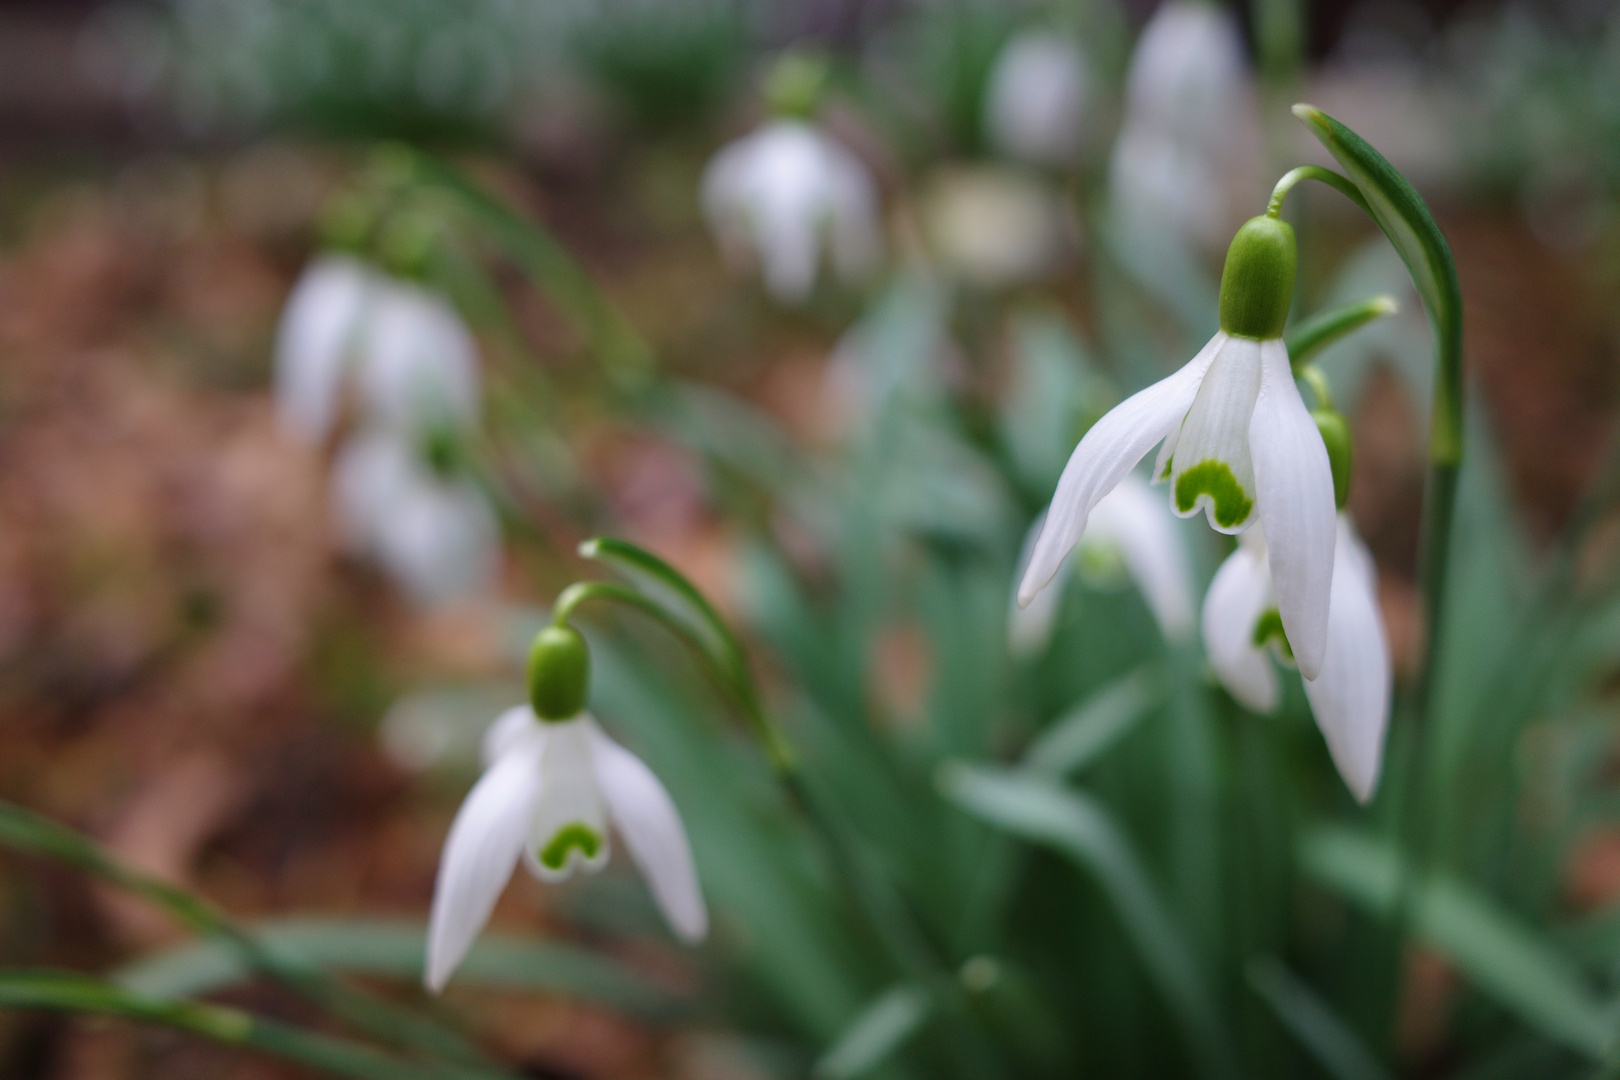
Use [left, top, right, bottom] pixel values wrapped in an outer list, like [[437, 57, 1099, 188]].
[[539, 823, 603, 871], [1175, 459, 1254, 528]]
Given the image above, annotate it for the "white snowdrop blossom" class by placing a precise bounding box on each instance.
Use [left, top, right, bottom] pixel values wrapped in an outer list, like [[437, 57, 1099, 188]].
[[701, 120, 882, 304], [922, 166, 1069, 288], [425, 705, 707, 991], [1019, 217, 1337, 678], [984, 31, 1090, 167], [1202, 517, 1390, 801], [1010, 474, 1194, 657], [273, 255, 481, 441], [332, 431, 500, 607], [1108, 0, 1255, 249]]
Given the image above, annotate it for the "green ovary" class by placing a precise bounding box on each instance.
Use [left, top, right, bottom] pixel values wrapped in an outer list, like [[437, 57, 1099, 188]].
[[1174, 460, 1254, 528], [1251, 608, 1293, 661], [539, 823, 603, 871]]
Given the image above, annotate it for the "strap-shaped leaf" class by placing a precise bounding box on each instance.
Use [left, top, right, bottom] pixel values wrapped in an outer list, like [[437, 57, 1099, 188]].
[[1246, 957, 1392, 1080], [1299, 826, 1613, 1059], [115, 917, 682, 1018], [814, 983, 932, 1079], [1021, 666, 1164, 777], [1292, 105, 1463, 465], [0, 969, 505, 1080], [1285, 296, 1399, 370], [938, 764, 1237, 1080]]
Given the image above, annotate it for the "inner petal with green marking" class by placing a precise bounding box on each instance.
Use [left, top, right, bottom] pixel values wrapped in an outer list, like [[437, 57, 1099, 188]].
[[1251, 607, 1294, 663], [1175, 460, 1255, 530], [539, 823, 604, 871]]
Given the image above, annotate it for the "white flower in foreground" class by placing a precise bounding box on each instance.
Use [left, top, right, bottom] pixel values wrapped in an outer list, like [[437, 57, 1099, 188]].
[[1018, 216, 1338, 677], [1010, 474, 1194, 657], [701, 120, 882, 304], [984, 31, 1090, 167], [1203, 517, 1390, 801], [273, 255, 481, 441], [426, 627, 706, 991], [332, 431, 499, 607]]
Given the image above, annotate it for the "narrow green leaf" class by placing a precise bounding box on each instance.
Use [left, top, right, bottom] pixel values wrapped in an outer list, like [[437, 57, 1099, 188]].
[[1022, 666, 1164, 777], [0, 801, 489, 1069], [814, 984, 933, 1080], [1246, 956, 1392, 1080], [114, 918, 682, 1018], [1299, 827, 1614, 1059], [578, 536, 741, 677], [938, 764, 1237, 1080], [0, 970, 499, 1080], [1291, 104, 1463, 464], [1285, 296, 1399, 370]]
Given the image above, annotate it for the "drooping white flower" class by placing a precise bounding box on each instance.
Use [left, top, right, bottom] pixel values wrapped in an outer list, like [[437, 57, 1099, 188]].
[[273, 256, 481, 441], [921, 166, 1070, 288], [1018, 216, 1337, 677], [1202, 517, 1390, 801], [1010, 474, 1194, 657], [332, 430, 500, 607], [1108, 0, 1256, 250], [701, 120, 882, 304], [426, 706, 707, 991], [984, 31, 1090, 167]]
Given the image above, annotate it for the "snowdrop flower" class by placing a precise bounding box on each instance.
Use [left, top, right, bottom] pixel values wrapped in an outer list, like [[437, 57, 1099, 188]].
[[426, 625, 706, 991], [922, 166, 1070, 288], [1203, 517, 1390, 801], [1010, 473, 1194, 657], [984, 31, 1090, 167], [701, 120, 882, 304], [274, 255, 481, 441], [1018, 215, 1338, 677], [332, 430, 500, 607]]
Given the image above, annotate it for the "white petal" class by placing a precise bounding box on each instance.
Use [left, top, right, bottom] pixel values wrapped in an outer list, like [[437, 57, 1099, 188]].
[[330, 431, 414, 553], [1201, 540, 1277, 712], [425, 729, 546, 992], [1018, 332, 1225, 608], [524, 719, 611, 883], [359, 282, 481, 433], [374, 470, 501, 608], [1008, 513, 1072, 658], [1087, 475, 1195, 640], [1169, 334, 1260, 533], [589, 721, 708, 943], [482, 705, 540, 769], [1249, 338, 1337, 679], [274, 256, 372, 442], [1303, 520, 1391, 803], [985, 32, 1089, 166], [823, 142, 883, 281]]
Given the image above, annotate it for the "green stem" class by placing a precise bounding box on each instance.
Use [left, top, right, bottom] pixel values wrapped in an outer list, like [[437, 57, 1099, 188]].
[[1266, 166, 1371, 220], [1297, 364, 1334, 412]]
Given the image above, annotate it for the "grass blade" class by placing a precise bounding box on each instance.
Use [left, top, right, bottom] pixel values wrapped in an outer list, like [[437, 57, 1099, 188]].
[[814, 984, 933, 1080], [0, 970, 501, 1080], [1246, 956, 1392, 1080], [938, 764, 1237, 1080], [1299, 826, 1614, 1059], [114, 917, 682, 1018], [1022, 666, 1163, 777]]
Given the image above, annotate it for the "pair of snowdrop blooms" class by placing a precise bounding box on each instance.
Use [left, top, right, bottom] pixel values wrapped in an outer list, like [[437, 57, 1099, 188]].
[[1017, 213, 1390, 802], [425, 622, 706, 991], [274, 255, 500, 607]]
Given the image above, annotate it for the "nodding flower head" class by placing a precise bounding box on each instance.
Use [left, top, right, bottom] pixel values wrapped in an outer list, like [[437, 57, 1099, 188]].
[[425, 623, 707, 992], [1018, 214, 1336, 678]]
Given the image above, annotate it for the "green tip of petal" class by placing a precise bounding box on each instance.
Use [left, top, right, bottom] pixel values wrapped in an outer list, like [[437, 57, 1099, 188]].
[[1175, 460, 1255, 529], [539, 823, 603, 871], [1252, 608, 1294, 662]]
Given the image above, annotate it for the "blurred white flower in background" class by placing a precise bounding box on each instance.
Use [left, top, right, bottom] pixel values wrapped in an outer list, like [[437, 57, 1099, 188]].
[[701, 120, 883, 304], [921, 166, 1072, 288], [331, 431, 500, 608], [984, 30, 1091, 168], [1108, 0, 1257, 250], [425, 705, 707, 991], [1202, 517, 1390, 802], [274, 254, 500, 607], [1009, 473, 1194, 658]]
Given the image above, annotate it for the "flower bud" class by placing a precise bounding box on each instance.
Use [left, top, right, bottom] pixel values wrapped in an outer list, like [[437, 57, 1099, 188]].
[[1218, 216, 1296, 340], [528, 624, 590, 721], [1313, 408, 1353, 509], [765, 52, 830, 120]]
